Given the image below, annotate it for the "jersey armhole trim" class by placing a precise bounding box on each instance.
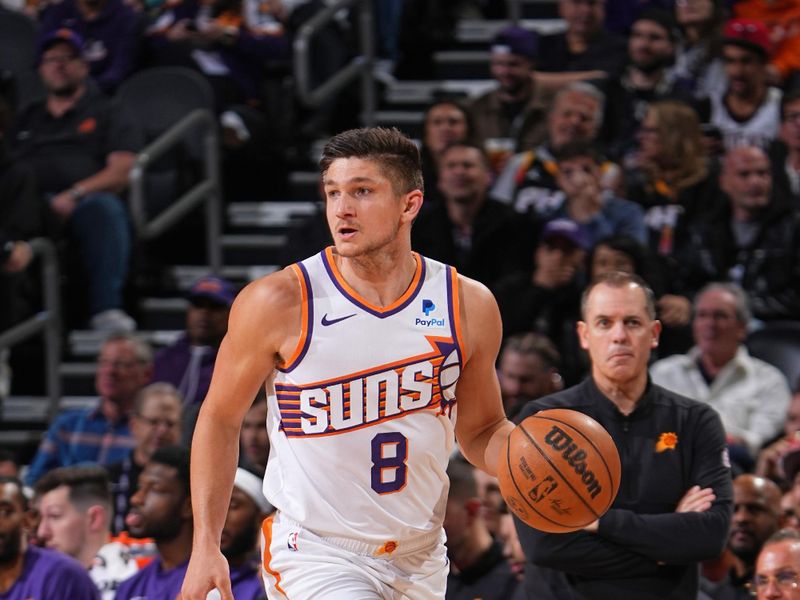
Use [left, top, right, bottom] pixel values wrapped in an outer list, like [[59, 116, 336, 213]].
[[447, 266, 467, 360], [277, 263, 313, 373]]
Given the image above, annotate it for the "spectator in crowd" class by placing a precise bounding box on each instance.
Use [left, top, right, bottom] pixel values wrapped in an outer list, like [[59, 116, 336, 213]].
[[115, 446, 193, 599], [710, 18, 782, 150], [493, 219, 587, 384], [412, 142, 532, 288], [34, 465, 142, 599], [38, 0, 144, 94], [497, 508, 526, 583], [751, 529, 800, 600], [468, 25, 549, 160], [222, 467, 272, 599], [734, 0, 800, 85], [25, 333, 153, 485], [757, 382, 800, 485], [0, 476, 100, 598], [780, 491, 800, 532], [771, 89, 800, 209], [444, 458, 519, 600], [106, 382, 182, 535], [651, 283, 792, 462], [701, 474, 783, 599], [472, 469, 505, 538], [545, 141, 647, 245], [492, 82, 617, 216], [536, 0, 627, 79], [8, 29, 143, 332], [239, 394, 268, 475], [152, 276, 234, 407], [0, 450, 19, 478], [496, 332, 564, 420], [420, 99, 472, 208], [672, 0, 726, 99], [515, 271, 732, 599], [603, 10, 695, 159], [679, 145, 800, 321]]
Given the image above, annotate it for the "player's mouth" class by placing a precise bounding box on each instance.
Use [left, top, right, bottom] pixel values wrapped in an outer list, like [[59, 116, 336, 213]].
[[337, 226, 358, 240]]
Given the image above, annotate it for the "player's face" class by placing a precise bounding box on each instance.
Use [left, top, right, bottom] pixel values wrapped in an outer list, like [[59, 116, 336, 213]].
[[0, 482, 29, 565], [37, 486, 87, 560], [753, 541, 800, 599], [692, 288, 746, 360], [548, 92, 601, 149], [126, 463, 188, 541], [240, 402, 269, 470], [131, 394, 182, 460], [578, 283, 660, 386], [730, 479, 781, 561], [323, 158, 420, 258], [424, 104, 469, 156], [95, 340, 151, 404], [221, 488, 261, 560]]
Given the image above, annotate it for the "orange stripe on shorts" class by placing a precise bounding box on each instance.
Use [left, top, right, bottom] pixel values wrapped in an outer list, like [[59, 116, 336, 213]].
[[262, 515, 289, 598]]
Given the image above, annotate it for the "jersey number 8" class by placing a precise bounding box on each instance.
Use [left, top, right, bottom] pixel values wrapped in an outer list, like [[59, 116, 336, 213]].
[[371, 432, 408, 494]]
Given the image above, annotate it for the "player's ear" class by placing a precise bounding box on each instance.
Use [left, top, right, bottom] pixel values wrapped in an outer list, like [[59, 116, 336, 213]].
[[402, 189, 424, 222]]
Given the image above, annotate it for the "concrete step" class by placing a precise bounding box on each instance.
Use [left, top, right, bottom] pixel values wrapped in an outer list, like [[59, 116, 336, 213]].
[[383, 80, 495, 107], [227, 201, 319, 229], [455, 18, 565, 44]]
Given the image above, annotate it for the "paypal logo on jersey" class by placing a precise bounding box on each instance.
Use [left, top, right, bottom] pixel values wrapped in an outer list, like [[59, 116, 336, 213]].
[[422, 299, 435, 315], [416, 299, 444, 327]]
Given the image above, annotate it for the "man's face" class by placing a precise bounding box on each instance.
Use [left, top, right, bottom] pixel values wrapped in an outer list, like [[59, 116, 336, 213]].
[[578, 283, 660, 385], [473, 470, 503, 536], [0, 482, 29, 565], [628, 20, 674, 72], [498, 350, 558, 413], [95, 340, 152, 405], [186, 299, 229, 347], [490, 52, 535, 96], [126, 463, 188, 541], [556, 156, 602, 202], [437, 145, 491, 206], [753, 540, 800, 599], [675, 0, 713, 28], [424, 104, 469, 156], [590, 244, 636, 280], [559, 0, 605, 38], [324, 158, 419, 259], [240, 402, 269, 470], [780, 98, 800, 152], [548, 92, 601, 149], [38, 42, 88, 96], [37, 486, 87, 559], [723, 44, 766, 98], [221, 488, 260, 560], [720, 147, 772, 217], [498, 513, 526, 576], [692, 288, 746, 360], [730, 478, 781, 563], [131, 394, 182, 462]]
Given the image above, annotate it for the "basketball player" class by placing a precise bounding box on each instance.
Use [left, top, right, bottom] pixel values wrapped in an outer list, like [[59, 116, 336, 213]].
[[180, 128, 514, 599]]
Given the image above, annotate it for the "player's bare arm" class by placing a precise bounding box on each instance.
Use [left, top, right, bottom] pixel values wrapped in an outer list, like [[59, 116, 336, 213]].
[[180, 267, 302, 600], [453, 275, 514, 477]]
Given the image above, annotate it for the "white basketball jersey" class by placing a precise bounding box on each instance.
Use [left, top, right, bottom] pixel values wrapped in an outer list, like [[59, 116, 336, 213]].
[[264, 247, 464, 545], [710, 86, 782, 150]]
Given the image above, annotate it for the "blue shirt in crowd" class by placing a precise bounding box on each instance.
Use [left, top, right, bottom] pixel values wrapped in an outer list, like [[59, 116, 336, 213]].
[[0, 546, 100, 600]]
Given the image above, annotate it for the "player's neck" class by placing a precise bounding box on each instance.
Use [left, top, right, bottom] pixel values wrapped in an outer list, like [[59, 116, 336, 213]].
[[592, 372, 647, 415], [335, 245, 418, 308], [0, 541, 26, 593]]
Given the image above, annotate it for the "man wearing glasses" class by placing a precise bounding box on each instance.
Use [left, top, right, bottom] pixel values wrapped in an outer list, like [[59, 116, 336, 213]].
[[751, 529, 800, 599]]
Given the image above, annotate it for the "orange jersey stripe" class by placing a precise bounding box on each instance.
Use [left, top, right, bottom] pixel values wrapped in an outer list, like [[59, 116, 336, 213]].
[[278, 264, 310, 370], [261, 515, 289, 598]]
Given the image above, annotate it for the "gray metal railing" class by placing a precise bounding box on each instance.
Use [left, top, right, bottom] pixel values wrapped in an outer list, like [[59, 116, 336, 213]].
[[128, 109, 222, 273], [0, 238, 61, 420], [294, 0, 376, 126]]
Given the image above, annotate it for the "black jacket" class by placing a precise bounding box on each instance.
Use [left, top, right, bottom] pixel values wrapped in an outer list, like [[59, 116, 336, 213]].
[[514, 378, 733, 600]]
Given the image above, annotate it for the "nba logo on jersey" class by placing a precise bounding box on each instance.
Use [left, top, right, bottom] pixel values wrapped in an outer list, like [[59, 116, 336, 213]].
[[287, 531, 299, 552]]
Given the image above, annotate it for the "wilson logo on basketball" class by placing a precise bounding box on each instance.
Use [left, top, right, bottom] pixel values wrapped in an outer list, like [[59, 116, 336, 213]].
[[544, 425, 603, 500]]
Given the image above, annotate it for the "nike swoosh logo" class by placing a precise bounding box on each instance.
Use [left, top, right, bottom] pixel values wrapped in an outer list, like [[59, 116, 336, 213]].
[[321, 313, 357, 326]]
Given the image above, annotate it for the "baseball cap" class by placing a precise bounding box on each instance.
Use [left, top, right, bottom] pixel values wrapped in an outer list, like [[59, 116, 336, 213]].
[[722, 18, 773, 59], [187, 276, 236, 308], [491, 25, 538, 61], [541, 219, 590, 251], [38, 28, 85, 60]]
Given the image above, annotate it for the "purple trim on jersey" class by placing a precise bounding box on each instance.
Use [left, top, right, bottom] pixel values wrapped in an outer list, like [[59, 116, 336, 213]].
[[445, 265, 464, 364], [276, 261, 314, 374], [114, 557, 188, 600], [0, 546, 99, 600], [320, 249, 427, 318]]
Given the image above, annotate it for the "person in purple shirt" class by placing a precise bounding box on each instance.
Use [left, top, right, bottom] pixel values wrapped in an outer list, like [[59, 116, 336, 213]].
[[0, 477, 100, 599], [115, 446, 193, 600]]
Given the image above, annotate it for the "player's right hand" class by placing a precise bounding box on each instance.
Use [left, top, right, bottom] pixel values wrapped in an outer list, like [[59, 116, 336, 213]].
[[179, 546, 234, 600]]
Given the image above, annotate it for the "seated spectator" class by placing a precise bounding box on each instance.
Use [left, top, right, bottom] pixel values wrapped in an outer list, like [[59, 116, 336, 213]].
[[734, 0, 800, 85], [8, 29, 143, 332], [771, 89, 800, 210], [106, 382, 182, 535], [411, 142, 532, 289], [710, 18, 782, 150], [34, 465, 146, 599], [496, 332, 564, 420], [239, 394, 268, 475], [116, 446, 192, 599], [25, 333, 153, 485], [496, 508, 525, 584], [492, 82, 620, 216], [751, 529, 800, 600], [223, 467, 272, 599], [700, 474, 783, 599], [0, 477, 101, 598], [493, 219, 588, 384], [38, 0, 144, 94], [757, 381, 800, 485], [420, 99, 472, 208], [544, 141, 647, 246], [0, 449, 20, 478], [467, 26, 549, 161], [678, 145, 800, 321], [672, 0, 727, 100], [650, 283, 792, 460], [536, 0, 627, 80], [152, 276, 234, 407], [472, 469, 505, 539], [444, 457, 519, 600]]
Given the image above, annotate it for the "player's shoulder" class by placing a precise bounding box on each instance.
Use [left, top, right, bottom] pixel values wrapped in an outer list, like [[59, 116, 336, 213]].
[[455, 273, 498, 313], [234, 266, 303, 314]]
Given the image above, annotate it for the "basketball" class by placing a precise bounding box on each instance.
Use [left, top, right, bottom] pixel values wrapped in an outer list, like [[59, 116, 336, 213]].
[[498, 408, 621, 533]]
